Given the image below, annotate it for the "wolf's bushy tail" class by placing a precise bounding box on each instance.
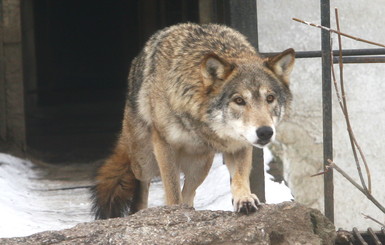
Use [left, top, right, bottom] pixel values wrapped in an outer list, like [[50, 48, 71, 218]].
[[91, 144, 140, 219]]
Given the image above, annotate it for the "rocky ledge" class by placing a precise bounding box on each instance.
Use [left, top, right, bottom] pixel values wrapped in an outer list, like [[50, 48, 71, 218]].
[[0, 202, 335, 245]]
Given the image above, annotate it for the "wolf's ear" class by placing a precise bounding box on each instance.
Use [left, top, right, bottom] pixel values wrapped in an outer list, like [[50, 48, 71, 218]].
[[201, 53, 234, 84], [266, 48, 295, 85]]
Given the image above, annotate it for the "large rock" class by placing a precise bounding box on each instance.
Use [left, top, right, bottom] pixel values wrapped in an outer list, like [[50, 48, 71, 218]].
[[0, 202, 335, 245]]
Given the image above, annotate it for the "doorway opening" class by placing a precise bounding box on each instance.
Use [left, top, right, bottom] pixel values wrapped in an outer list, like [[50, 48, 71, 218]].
[[25, 0, 199, 163]]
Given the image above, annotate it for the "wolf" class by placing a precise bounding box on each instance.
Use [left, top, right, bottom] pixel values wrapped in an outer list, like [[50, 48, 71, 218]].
[[91, 23, 295, 219]]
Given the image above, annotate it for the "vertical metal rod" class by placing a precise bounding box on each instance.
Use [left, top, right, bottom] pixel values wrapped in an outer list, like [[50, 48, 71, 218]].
[[321, 0, 334, 223], [353, 228, 368, 245]]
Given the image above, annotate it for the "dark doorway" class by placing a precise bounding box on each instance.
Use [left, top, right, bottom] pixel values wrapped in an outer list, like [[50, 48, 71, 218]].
[[26, 0, 199, 163]]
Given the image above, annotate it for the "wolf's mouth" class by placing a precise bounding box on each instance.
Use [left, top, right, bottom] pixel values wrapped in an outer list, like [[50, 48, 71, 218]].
[[252, 139, 271, 148]]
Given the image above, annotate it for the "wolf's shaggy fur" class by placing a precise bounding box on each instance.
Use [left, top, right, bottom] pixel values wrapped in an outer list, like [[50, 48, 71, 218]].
[[92, 23, 295, 219]]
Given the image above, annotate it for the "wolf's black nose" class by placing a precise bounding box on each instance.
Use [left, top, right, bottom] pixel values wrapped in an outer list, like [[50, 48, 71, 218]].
[[256, 126, 274, 140]]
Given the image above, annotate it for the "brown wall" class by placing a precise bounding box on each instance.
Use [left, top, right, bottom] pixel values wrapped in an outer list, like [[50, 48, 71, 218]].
[[0, 0, 26, 155]]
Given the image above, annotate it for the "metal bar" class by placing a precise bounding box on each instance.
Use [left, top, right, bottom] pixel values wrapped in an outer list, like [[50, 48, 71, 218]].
[[353, 227, 368, 245], [333, 56, 385, 64], [321, 0, 334, 223], [261, 48, 385, 58], [367, 227, 382, 245]]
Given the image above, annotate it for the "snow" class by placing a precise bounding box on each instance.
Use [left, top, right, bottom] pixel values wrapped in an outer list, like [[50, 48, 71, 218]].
[[0, 149, 293, 238]]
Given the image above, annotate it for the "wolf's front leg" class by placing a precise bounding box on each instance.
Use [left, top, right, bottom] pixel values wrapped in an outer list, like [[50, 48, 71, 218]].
[[152, 128, 182, 205], [224, 146, 261, 214]]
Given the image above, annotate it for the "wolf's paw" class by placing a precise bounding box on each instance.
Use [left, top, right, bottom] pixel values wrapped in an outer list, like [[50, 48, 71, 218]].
[[233, 194, 261, 214]]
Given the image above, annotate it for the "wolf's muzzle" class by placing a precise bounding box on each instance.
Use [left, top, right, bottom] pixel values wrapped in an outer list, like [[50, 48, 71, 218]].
[[256, 126, 274, 142]]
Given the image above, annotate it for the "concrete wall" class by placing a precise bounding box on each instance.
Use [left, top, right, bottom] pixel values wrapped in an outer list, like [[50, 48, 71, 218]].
[[257, 0, 385, 229]]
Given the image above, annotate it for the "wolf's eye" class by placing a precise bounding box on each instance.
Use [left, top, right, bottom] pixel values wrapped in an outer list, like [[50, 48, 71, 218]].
[[266, 95, 275, 103], [233, 97, 246, 106]]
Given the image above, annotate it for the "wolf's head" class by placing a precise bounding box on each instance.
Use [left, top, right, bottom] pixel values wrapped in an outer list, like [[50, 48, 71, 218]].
[[201, 49, 295, 150]]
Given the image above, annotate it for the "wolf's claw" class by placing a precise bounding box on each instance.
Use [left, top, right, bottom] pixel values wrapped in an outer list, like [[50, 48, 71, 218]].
[[233, 194, 261, 214], [239, 201, 256, 214]]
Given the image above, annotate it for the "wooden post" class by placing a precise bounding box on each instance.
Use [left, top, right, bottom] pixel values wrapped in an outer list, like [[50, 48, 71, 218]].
[[0, 2, 6, 144], [0, 0, 27, 154]]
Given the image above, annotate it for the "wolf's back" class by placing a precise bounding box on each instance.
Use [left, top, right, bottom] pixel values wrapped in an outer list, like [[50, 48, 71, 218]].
[[140, 23, 257, 77], [126, 23, 258, 119]]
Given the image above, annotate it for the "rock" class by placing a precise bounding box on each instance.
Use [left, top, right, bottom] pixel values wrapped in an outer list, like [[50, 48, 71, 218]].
[[0, 202, 335, 245]]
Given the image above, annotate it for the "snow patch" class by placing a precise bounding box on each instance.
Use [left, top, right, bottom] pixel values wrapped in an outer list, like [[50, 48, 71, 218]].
[[0, 150, 292, 238]]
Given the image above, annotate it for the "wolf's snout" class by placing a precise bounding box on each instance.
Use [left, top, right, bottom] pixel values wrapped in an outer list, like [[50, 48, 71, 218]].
[[256, 126, 274, 141]]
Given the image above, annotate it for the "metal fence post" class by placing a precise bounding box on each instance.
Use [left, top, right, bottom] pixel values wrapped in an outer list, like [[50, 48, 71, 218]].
[[321, 0, 334, 223]]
